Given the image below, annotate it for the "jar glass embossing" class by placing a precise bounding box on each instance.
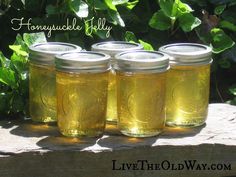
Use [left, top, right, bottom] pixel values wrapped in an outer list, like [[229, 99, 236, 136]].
[[91, 41, 143, 123], [55, 51, 110, 137], [115, 51, 169, 137], [159, 43, 212, 127], [29, 42, 81, 123]]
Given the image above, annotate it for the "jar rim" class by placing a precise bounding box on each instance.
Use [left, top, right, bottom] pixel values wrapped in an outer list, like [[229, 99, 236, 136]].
[[114, 50, 169, 72], [159, 43, 212, 65], [29, 42, 82, 66], [29, 42, 82, 55], [55, 51, 111, 72], [91, 41, 143, 55]]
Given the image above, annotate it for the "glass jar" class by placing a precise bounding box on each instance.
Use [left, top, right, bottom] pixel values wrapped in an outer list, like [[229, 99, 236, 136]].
[[159, 43, 212, 127], [91, 41, 143, 124], [55, 51, 110, 137], [29, 42, 81, 123], [115, 51, 169, 137]]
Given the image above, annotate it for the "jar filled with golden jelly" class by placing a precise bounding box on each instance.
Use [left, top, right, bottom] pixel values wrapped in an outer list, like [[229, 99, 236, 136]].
[[29, 42, 81, 123], [55, 51, 110, 137], [159, 43, 212, 127], [91, 41, 143, 124], [115, 51, 169, 137]]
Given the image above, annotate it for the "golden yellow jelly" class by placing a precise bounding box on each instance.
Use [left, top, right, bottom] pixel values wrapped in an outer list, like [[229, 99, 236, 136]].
[[117, 71, 167, 137], [166, 64, 211, 127], [29, 63, 56, 122], [55, 51, 110, 137], [91, 41, 143, 123], [56, 71, 109, 137], [159, 43, 212, 127], [115, 51, 169, 137], [29, 42, 81, 123], [106, 70, 117, 123]]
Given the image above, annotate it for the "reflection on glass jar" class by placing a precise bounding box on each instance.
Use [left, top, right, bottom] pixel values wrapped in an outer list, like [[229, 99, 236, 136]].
[[91, 41, 143, 124], [166, 64, 210, 127], [29, 63, 56, 122], [159, 43, 212, 127], [115, 51, 169, 137], [29, 42, 81, 123], [57, 72, 108, 137], [55, 51, 110, 137]]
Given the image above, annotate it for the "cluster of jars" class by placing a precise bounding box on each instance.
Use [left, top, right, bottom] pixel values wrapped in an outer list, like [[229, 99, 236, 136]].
[[29, 41, 212, 138]]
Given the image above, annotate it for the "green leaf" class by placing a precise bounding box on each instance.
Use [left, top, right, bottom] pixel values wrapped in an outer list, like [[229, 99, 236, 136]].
[[210, 28, 235, 53], [9, 45, 28, 57], [125, 0, 139, 10], [159, 0, 192, 18], [229, 84, 236, 96], [25, 0, 41, 12], [94, 0, 108, 10], [14, 34, 28, 51], [159, 0, 175, 17], [69, 0, 89, 18], [223, 46, 236, 62], [138, 40, 154, 51], [219, 20, 236, 32], [175, 0, 193, 16], [94, 30, 110, 39], [11, 94, 25, 113], [149, 10, 172, 30], [46, 5, 58, 15], [105, 0, 117, 11], [179, 13, 201, 32], [218, 58, 231, 68], [125, 31, 138, 42], [0, 92, 11, 114], [0, 68, 16, 88], [10, 53, 28, 74], [229, 97, 236, 105], [0, 52, 10, 68], [23, 32, 47, 47], [112, 0, 129, 5], [222, 6, 236, 24], [108, 10, 125, 27], [214, 4, 226, 15]]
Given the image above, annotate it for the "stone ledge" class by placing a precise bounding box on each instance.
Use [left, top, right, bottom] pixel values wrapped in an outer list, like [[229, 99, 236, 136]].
[[0, 103, 235, 177]]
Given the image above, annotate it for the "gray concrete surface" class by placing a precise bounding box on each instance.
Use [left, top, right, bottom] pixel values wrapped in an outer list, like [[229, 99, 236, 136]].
[[0, 103, 235, 177]]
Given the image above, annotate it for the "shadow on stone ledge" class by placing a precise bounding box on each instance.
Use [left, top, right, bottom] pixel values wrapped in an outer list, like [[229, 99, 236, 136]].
[[161, 123, 206, 139], [8, 119, 206, 152], [97, 123, 206, 150], [9, 120, 60, 137], [36, 136, 99, 151]]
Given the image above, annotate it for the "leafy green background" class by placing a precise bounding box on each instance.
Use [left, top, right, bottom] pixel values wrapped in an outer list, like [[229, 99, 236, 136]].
[[0, 0, 236, 119]]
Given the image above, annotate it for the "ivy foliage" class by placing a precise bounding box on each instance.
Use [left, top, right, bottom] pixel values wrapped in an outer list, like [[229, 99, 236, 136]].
[[0, 0, 236, 118]]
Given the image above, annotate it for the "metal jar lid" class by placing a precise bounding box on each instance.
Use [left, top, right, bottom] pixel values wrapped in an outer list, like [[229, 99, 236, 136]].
[[55, 51, 111, 73], [114, 50, 169, 73], [29, 42, 82, 66], [91, 41, 143, 57], [159, 43, 212, 65]]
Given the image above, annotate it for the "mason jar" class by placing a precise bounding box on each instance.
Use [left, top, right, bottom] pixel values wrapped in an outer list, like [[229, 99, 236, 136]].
[[55, 51, 110, 137], [115, 50, 169, 137], [159, 43, 212, 127], [29, 42, 81, 123], [91, 41, 143, 124]]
